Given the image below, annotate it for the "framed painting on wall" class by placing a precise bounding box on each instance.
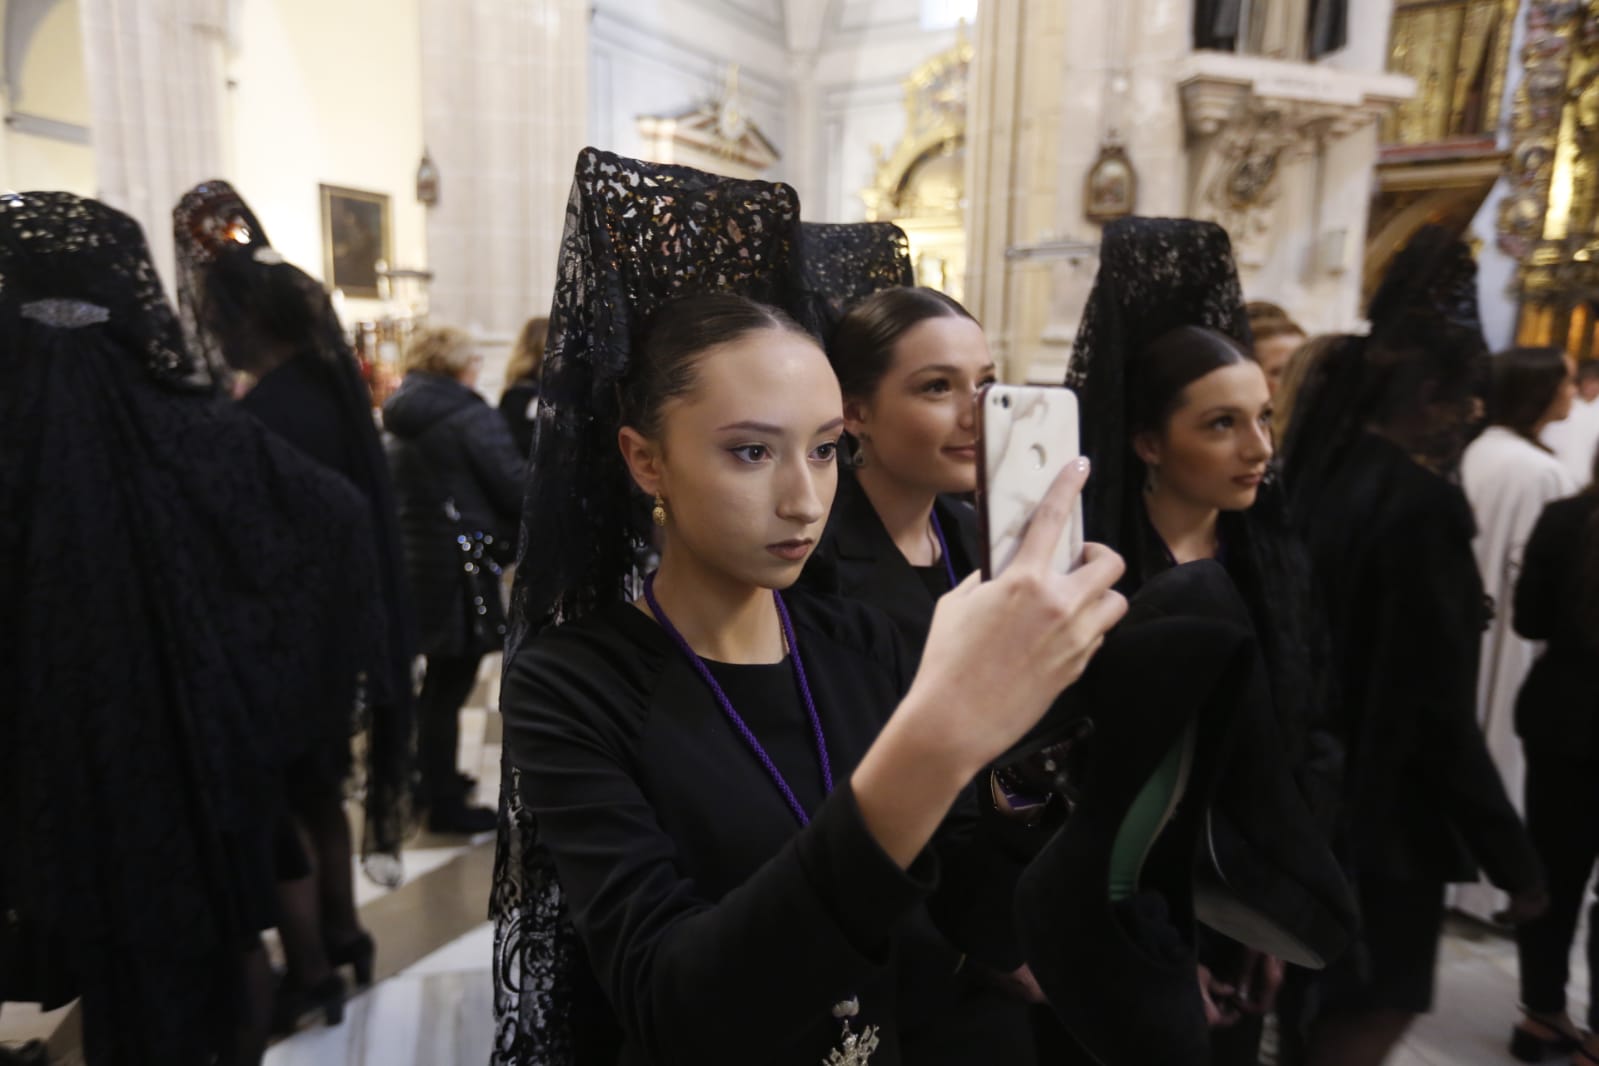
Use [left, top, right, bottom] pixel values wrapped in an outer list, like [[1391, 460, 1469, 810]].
[[319, 184, 390, 298]]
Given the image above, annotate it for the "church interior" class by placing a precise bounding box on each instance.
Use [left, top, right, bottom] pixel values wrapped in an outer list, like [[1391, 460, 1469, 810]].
[[3, 1, 1597, 1064]]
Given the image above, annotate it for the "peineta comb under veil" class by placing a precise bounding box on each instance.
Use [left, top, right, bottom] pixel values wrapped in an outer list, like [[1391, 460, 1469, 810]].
[[490, 149, 920, 1065]]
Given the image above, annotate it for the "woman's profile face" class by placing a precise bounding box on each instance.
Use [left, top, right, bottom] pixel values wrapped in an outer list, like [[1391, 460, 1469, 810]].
[[846, 314, 994, 495], [626, 328, 844, 591], [1546, 354, 1578, 424], [1255, 331, 1305, 397], [1135, 360, 1273, 513]]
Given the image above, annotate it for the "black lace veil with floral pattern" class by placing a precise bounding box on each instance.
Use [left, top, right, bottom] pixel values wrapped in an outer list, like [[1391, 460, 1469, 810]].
[[796, 220, 916, 343], [1282, 225, 1488, 522], [1068, 216, 1254, 565]]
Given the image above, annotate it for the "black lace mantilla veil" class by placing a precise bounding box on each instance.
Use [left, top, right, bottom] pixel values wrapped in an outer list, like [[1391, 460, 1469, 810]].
[[172, 179, 271, 391], [1066, 217, 1337, 796], [1067, 217, 1253, 566], [0, 193, 381, 1064], [174, 178, 416, 872], [489, 150, 904, 1065], [1282, 224, 1489, 509], [797, 220, 915, 341]]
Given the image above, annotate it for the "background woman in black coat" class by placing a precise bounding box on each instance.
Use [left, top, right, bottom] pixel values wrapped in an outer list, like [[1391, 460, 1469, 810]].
[[1508, 442, 1599, 1064], [384, 325, 526, 833], [1283, 228, 1546, 1066], [499, 314, 548, 459]]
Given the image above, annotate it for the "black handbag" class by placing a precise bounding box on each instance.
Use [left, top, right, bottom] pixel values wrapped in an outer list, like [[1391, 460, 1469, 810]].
[[405, 434, 513, 654]]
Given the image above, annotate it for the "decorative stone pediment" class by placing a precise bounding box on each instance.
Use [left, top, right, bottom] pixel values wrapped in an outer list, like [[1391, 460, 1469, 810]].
[[1177, 51, 1414, 267], [637, 66, 780, 179]]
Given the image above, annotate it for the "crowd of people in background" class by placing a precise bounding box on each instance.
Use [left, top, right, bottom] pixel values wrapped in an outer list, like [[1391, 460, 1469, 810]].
[[3, 149, 1598, 1066]]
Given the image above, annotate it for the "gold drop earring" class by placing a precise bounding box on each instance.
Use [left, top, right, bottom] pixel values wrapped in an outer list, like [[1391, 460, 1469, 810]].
[[652, 493, 667, 527]]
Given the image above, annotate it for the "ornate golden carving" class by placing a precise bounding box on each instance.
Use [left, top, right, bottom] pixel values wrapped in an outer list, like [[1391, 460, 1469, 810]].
[[861, 27, 972, 299], [1385, 0, 1520, 144]]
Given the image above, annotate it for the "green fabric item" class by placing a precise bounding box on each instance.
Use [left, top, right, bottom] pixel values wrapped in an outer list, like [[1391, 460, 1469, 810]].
[[1108, 724, 1194, 900]]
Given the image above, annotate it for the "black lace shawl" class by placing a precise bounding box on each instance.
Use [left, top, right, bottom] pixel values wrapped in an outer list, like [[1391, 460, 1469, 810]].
[[174, 180, 415, 865], [490, 151, 920, 1065], [1282, 225, 1489, 514], [1067, 216, 1334, 794], [797, 220, 916, 343], [0, 192, 382, 1064], [1068, 217, 1253, 565]]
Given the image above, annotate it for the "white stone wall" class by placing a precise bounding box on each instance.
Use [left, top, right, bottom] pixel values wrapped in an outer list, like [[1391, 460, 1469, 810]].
[[588, 0, 790, 182], [226, 0, 427, 322], [1, 0, 96, 197], [586, 0, 960, 223], [968, 0, 1405, 383]]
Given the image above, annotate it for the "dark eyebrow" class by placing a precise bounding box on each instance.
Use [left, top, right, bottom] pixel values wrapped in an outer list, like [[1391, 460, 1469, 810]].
[[910, 363, 997, 377], [716, 417, 847, 435], [716, 420, 783, 434]]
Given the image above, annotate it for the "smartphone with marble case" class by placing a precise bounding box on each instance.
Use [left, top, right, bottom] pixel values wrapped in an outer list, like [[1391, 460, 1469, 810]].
[[976, 384, 1085, 579]]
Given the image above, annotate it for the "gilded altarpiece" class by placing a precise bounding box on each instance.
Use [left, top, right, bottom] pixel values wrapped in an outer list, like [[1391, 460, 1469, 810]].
[[861, 31, 972, 302], [1502, 1, 1599, 357]]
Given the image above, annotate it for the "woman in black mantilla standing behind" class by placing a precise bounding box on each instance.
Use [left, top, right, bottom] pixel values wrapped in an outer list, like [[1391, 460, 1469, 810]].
[[1066, 216, 1352, 1066], [175, 180, 415, 1030], [1283, 227, 1547, 1066], [3, 192, 382, 1065], [806, 281, 1071, 1061]]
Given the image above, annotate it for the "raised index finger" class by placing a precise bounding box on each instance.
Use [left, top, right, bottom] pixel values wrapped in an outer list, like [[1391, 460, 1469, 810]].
[[1008, 457, 1089, 574]]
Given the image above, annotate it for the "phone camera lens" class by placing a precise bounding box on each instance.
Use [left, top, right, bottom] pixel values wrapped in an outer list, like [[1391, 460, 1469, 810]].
[[1000, 395, 1011, 409]]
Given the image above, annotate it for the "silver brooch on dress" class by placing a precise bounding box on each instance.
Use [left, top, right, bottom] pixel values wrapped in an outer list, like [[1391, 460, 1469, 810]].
[[823, 997, 879, 1066], [21, 298, 110, 329]]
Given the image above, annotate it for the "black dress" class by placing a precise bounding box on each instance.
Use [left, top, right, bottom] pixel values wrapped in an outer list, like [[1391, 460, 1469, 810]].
[[1301, 432, 1540, 1011], [503, 591, 1020, 1066]]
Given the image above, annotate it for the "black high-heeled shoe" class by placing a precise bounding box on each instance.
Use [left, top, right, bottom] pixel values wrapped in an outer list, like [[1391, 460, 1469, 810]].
[[271, 971, 347, 1034], [1015, 599, 1254, 1065], [1509, 1018, 1581, 1062], [327, 931, 375, 987]]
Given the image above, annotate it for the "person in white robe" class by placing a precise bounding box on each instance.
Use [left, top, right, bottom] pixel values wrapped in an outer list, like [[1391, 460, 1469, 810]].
[[1542, 360, 1599, 486], [1456, 348, 1578, 921]]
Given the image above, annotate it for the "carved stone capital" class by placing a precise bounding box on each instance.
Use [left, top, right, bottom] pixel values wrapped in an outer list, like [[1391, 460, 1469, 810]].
[[1177, 52, 1413, 268]]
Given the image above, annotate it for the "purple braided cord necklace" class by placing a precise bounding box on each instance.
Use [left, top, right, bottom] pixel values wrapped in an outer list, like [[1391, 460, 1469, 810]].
[[642, 572, 834, 826], [929, 509, 960, 591]]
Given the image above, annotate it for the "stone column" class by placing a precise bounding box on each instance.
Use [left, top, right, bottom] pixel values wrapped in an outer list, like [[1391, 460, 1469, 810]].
[[420, 0, 587, 386]]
